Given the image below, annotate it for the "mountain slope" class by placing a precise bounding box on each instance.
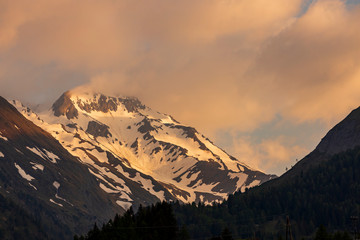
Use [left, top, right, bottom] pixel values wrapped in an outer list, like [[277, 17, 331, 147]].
[[281, 105, 360, 179], [316, 106, 360, 155], [0, 96, 123, 239], [172, 105, 360, 239], [0, 193, 48, 240], [13, 90, 275, 206]]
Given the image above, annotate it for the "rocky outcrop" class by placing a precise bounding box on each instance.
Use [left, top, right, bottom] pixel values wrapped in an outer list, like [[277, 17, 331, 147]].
[[52, 91, 78, 119], [86, 121, 112, 138], [75, 94, 145, 113]]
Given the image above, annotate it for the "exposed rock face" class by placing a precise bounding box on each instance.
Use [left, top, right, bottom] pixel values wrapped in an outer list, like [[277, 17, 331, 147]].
[[86, 121, 112, 138], [137, 118, 156, 133], [78, 94, 118, 113], [76, 94, 145, 113], [52, 91, 78, 119], [52, 92, 144, 118], [316, 106, 360, 155], [121, 97, 145, 112]]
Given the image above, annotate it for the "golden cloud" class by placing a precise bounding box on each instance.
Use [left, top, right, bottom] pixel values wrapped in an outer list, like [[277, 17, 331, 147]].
[[245, 0, 360, 127], [230, 136, 309, 175], [1, 0, 360, 173]]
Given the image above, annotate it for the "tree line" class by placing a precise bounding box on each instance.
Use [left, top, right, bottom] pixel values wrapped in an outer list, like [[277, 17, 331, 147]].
[[78, 146, 360, 239]]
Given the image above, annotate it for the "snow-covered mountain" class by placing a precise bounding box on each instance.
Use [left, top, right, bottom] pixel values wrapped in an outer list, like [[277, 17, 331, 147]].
[[11, 89, 274, 207]]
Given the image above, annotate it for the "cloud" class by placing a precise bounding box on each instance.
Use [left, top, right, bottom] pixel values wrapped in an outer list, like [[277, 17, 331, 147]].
[[1, 0, 360, 174], [244, 0, 360, 126], [0, 0, 303, 129], [230, 136, 309, 175]]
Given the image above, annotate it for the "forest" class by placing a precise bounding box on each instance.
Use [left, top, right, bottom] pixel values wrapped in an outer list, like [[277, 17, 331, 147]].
[[78, 146, 360, 239], [173, 147, 360, 239]]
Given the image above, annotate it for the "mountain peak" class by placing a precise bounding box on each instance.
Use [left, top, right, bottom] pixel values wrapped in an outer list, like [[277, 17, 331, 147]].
[[74, 93, 145, 114], [52, 90, 145, 119]]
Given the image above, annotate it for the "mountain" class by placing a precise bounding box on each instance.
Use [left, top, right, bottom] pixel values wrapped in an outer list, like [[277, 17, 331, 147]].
[[171, 105, 360, 239], [0, 96, 123, 239], [0, 89, 274, 238], [281, 105, 360, 179], [12, 89, 274, 207]]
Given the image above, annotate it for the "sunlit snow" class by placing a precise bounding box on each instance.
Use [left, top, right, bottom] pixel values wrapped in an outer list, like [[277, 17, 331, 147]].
[[30, 162, 44, 171], [26, 146, 46, 160], [14, 163, 34, 181], [26, 146, 59, 163], [116, 200, 132, 210], [0, 134, 8, 141], [29, 182, 37, 190], [43, 149, 59, 163], [50, 199, 63, 207], [53, 181, 60, 189]]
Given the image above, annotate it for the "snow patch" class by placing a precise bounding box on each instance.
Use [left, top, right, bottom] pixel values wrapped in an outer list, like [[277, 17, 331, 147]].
[[15, 148, 23, 154], [27, 146, 59, 163], [0, 134, 8, 141], [30, 162, 44, 171], [119, 191, 132, 202], [116, 200, 132, 210], [43, 149, 59, 163], [87, 148, 108, 163], [53, 181, 60, 189], [160, 116, 177, 124], [14, 163, 34, 181], [196, 133, 251, 172], [27, 147, 46, 160], [132, 173, 165, 201], [29, 182, 37, 190], [50, 199, 63, 207], [89, 168, 132, 199], [89, 166, 132, 194], [52, 181, 73, 206], [247, 180, 261, 188], [228, 172, 248, 190], [153, 128, 212, 161], [99, 183, 120, 193]]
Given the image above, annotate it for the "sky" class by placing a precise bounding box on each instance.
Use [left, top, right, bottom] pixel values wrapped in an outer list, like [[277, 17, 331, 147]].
[[1, 0, 360, 175]]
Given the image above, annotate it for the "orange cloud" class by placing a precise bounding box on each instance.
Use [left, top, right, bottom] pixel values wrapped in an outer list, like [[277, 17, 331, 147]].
[[1, 0, 360, 174], [245, 0, 360, 127], [230, 136, 309, 175]]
